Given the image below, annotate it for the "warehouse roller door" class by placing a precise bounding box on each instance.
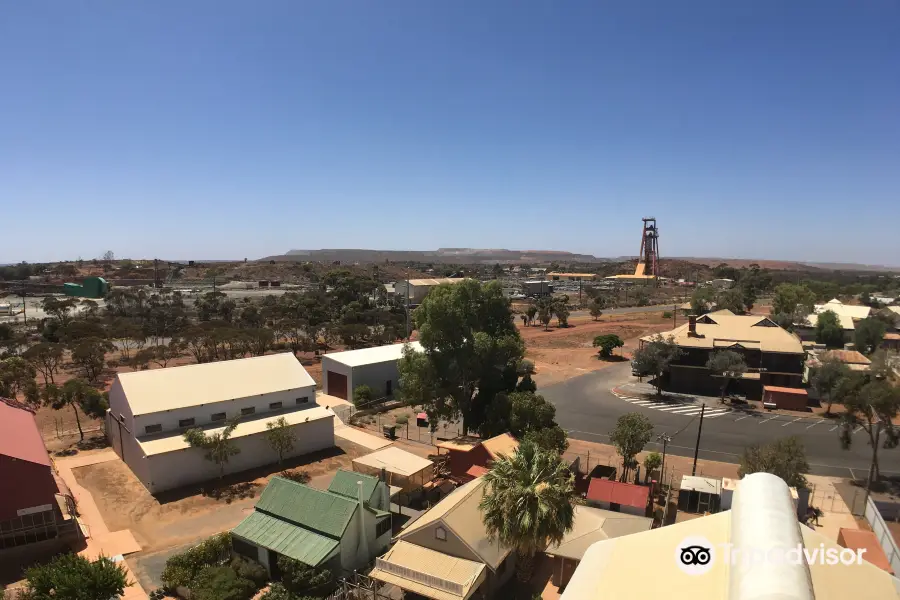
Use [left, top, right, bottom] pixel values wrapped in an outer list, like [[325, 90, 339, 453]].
[[328, 371, 348, 400]]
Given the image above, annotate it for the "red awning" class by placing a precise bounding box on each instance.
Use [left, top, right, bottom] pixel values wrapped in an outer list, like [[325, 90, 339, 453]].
[[586, 478, 650, 510]]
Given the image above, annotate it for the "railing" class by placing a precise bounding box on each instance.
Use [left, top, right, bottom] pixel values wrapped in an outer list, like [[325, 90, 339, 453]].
[[864, 496, 900, 575], [375, 557, 466, 595]]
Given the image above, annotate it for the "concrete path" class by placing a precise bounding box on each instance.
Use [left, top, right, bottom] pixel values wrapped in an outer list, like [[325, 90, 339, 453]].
[[54, 450, 148, 599]]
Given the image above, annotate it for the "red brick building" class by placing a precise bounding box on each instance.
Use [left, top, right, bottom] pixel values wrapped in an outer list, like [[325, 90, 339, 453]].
[[0, 399, 64, 549], [436, 433, 519, 481]]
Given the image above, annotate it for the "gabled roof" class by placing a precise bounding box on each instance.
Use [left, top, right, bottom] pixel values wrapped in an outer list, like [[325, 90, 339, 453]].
[[255, 477, 358, 538], [804, 311, 856, 331], [407, 278, 469, 287], [324, 342, 423, 367], [642, 314, 803, 354], [586, 479, 649, 510], [823, 349, 871, 366], [232, 510, 339, 567], [117, 353, 316, 416], [815, 300, 871, 320], [353, 446, 433, 477], [0, 400, 50, 467], [546, 504, 651, 561], [328, 469, 380, 503], [371, 540, 487, 600], [399, 477, 511, 570], [480, 433, 519, 460]]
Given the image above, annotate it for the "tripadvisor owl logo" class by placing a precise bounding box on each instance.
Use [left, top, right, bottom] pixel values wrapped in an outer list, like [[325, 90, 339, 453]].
[[675, 536, 715, 575]]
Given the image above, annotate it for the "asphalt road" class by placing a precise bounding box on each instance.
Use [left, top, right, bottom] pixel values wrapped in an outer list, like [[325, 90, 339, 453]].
[[541, 362, 899, 479]]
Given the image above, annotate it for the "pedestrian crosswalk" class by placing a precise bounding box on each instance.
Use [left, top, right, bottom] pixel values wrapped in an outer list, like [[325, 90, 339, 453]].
[[622, 397, 735, 418]]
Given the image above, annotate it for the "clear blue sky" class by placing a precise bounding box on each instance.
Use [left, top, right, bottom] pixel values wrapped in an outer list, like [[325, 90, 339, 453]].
[[2, 2, 898, 265]]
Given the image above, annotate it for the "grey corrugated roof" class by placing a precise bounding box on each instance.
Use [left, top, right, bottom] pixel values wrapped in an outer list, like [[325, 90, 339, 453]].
[[256, 477, 358, 538], [232, 510, 339, 567]]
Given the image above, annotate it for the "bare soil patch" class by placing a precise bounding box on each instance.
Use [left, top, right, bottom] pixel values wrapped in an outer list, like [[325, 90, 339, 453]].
[[72, 439, 369, 552]]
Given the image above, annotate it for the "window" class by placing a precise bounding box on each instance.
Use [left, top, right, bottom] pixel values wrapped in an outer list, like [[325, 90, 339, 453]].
[[434, 526, 447, 541], [144, 424, 162, 434], [376, 517, 391, 537], [211, 412, 226, 422], [241, 407, 256, 416], [385, 380, 392, 396], [269, 401, 283, 410], [296, 397, 309, 405], [178, 418, 195, 428]]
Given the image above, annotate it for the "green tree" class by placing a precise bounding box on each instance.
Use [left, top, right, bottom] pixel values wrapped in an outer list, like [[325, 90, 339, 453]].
[[41, 297, 78, 327], [397, 280, 525, 434], [592, 334, 624, 359], [515, 360, 537, 393], [855, 318, 886, 355], [24, 342, 65, 386], [22, 553, 130, 600], [69, 337, 114, 382], [589, 298, 604, 321], [43, 379, 104, 441], [705, 350, 747, 402], [643, 451, 662, 476], [739, 436, 810, 489], [815, 310, 845, 348], [352, 384, 376, 408], [810, 356, 851, 415], [771, 283, 816, 317], [690, 287, 716, 315], [525, 304, 538, 326], [630, 334, 683, 395], [480, 441, 575, 582], [0, 356, 40, 405], [609, 412, 654, 482], [839, 377, 899, 484], [184, 418, 242, 479], [265, 416, 295, 465], [553, 295, 570, 327], [508, 392, 557, 438], [277, 556, 334, 597], [715, 288, 746, 314], [536, 297, 553, 330], [523, 425, 569, 455]]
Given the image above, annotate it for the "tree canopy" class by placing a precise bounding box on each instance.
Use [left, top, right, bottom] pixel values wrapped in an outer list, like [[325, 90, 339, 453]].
[[592, 334, 624, 359], [839, 376, 899, 482], [810, 356, 851, 415], [739, 436, 810, 489], [771, 283, 816, 317], [609, 412, 654, 482], [397, 280, 525, 433], [630, 334, 683, 395], [22, 553, 130, 600], [854, 318, 886, 355], [815, 310, 845, 348], [705, 350, 747, 401]]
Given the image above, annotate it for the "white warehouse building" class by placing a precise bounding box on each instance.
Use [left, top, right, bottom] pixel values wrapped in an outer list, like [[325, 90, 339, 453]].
[[321, 342, 422, 402], [107, 353, 335, 494]]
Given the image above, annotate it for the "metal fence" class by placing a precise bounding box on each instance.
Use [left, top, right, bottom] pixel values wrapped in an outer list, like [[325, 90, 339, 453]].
[[865, 496, 900, 575]]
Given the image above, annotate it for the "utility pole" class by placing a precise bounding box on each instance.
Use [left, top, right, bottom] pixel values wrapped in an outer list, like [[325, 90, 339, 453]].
[[657, 433, 672, 488], [405, 269, 410, 340], [673, 304, 677, 328], [21, 285, 27, 325], [691, 404, 706, 476], [864, 422, 882, 508]]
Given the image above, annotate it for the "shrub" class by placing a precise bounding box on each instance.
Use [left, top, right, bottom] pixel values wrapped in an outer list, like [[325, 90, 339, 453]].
[[662, 311, 672, 319], [260, 583, 292, 600], [395, 415, 409, 425], [353, 385, 376, 408], [161, 532, 232, 589], [230, 555, 268, 588], [191, 566, 256, 600], [277, 556, 335, 596]]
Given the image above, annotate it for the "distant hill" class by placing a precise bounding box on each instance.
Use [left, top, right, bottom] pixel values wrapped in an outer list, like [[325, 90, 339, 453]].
[[266, 248, 607, 264], [674, 257, 900, 273]]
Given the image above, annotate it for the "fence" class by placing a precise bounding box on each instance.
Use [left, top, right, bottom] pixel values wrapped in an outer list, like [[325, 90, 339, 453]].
[[806, 482, 861, 514], [865, 496, 900, 575]]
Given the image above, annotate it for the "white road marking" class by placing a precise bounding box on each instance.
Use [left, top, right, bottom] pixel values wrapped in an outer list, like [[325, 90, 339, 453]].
[[676, 410, 704, 416], [658, 404, 695, 412], [783, 417, 802, 427], [629, 400, 653, 405], [668, 406, 703, 414], [854, 425, 864, 434], [806, 421, 822, 429], [760, 416, 779, 424], [734, 415, 749, 422], [703, 410, 733, 419], [829, 425, 840, 432]]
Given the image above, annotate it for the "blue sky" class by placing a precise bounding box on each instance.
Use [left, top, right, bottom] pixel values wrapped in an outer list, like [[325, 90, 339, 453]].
[[2, 2, 898, 264]]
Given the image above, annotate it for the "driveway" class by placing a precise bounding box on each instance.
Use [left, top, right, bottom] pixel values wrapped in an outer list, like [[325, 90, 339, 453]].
[[541, 363, 895, 479]]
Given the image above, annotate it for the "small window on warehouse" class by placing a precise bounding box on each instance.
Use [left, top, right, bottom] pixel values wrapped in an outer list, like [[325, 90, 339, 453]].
[[144, 424, 162, 434]]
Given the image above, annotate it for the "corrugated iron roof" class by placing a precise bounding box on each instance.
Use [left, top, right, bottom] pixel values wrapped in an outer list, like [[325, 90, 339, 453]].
[[823, 350, 871, 365], [0, 401, 50, 467], [256, 477, 357, 538], [371, 540, 486, 600], [117, 353, 316, 416], [546, 505, 651, 561], [763, 386, 808, 395], [642, 314, 803, 354], [480, 433, 519, 460], [232, 510, 339, 567], [815, 300, 871, 320], [406, 278, 469, 287], [328, 469, 380, 502], [353, 446, 433, 477], [586, 479, 649, 510], [323, 342, 423, 367]]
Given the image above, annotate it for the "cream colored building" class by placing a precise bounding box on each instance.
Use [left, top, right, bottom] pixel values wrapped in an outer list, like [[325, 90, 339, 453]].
[[107, 354, 334, 493]]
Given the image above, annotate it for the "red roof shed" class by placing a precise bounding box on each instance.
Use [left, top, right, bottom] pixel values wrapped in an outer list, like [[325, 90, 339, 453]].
[[586, 478, 650, 511], [0, 400, 58, 522]]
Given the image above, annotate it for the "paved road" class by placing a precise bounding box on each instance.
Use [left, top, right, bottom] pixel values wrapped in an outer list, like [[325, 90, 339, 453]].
[[541, 362, 898, 479]]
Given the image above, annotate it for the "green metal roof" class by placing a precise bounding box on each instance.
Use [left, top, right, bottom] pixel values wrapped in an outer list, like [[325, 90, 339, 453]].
[[328, 469, 380, 503], [232, 511, 339, 567], [256, 477, 358, 538]]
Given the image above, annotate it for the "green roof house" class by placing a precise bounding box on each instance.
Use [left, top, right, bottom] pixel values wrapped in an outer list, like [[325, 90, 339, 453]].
[[232, 470, 391, 576]]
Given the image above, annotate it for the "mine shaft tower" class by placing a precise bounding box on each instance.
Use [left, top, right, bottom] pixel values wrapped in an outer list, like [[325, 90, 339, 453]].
[[636, 217, 660, 278]]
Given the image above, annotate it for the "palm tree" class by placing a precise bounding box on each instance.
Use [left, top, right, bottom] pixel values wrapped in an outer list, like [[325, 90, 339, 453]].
[[479, 441, 575, 582]]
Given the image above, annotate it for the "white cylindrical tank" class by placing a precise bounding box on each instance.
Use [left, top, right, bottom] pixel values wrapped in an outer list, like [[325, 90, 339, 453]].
[[728, 472, 814, 600]]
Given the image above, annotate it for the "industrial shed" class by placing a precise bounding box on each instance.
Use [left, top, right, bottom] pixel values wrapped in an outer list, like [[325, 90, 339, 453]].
[[321, 342, 422, 402], [352, 446, 434, 493], [107, 353, 334, 493]]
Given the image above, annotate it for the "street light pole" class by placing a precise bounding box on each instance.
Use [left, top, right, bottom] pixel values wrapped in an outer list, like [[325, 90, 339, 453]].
[[657, 432, 672, 486], [691, 404, 706, 476]]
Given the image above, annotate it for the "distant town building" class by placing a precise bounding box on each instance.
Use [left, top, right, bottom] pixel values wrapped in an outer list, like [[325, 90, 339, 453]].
[[547, 273, 597, 282], [321, 342, 422, 402], [393, 278, 469, 305]]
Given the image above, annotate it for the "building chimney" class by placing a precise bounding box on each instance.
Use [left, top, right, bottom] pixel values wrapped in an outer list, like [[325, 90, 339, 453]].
[[357, 481, 369, 562], [688, 314, 697, 336]]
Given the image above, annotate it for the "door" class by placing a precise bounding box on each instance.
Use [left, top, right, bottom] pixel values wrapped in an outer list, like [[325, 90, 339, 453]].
[[385, 380, 392, 397], [328, 371, 348, 400]]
